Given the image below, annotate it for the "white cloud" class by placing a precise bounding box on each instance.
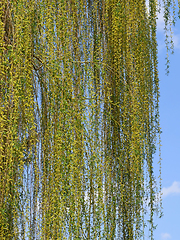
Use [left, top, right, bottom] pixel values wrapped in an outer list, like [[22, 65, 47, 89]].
[[162, 181, 180, 198], [146, 0, 164, 32], [172, 33, 180, 49], [157, 9, 165, 32], [145, 0, 150, 16], [161, 232, 171, 239]]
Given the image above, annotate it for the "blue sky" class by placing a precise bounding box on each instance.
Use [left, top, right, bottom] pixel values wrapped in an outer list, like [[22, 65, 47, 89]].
[[153, 4, 180, 239]]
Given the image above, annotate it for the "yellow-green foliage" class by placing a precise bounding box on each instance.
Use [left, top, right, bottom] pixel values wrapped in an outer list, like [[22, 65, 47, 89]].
[[0, 0, 177, 239]]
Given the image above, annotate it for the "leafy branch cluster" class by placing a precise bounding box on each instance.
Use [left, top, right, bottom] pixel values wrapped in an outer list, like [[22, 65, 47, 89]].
[[0, 0, 178, 239]]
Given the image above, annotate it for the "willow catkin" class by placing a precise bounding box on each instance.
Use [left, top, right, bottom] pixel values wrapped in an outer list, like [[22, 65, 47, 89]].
[[0, 0, 177, 239]]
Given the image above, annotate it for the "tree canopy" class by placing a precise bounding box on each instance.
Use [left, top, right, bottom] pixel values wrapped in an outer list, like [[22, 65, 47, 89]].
[[0, 0, 178, 239]]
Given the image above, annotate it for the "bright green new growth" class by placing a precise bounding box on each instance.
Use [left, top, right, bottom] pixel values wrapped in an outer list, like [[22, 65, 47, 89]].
[[0, 0, 177, 239]]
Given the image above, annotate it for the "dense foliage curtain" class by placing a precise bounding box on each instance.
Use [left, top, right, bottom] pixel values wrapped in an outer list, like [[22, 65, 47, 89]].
[[0, 0, 177, 239]]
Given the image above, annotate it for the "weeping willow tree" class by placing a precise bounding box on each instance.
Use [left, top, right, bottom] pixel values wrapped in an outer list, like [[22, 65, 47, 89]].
[[0, 0, 178, 239]]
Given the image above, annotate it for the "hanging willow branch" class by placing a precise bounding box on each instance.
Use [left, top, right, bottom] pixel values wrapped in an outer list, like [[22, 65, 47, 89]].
[[0, 0, 178, 239]]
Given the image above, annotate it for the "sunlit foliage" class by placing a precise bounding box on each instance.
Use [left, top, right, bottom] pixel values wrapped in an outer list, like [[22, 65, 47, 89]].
[[0, 0, 178, 239]]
